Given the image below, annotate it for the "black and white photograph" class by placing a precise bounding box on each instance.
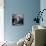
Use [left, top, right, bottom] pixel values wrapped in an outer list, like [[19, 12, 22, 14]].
[[12, 14, 24, 25]]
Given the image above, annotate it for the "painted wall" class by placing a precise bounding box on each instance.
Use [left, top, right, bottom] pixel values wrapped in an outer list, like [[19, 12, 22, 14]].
[[0, 0, 4, 42], [4, 0, 40, 42], [40, 0, 46, 26]]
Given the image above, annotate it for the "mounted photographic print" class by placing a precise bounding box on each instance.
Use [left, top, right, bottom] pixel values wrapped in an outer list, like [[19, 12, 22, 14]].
[[12, 14, 24, 26]]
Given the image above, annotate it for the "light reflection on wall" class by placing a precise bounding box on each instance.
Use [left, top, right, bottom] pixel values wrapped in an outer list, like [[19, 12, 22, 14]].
[[0, 0, 4, 42]]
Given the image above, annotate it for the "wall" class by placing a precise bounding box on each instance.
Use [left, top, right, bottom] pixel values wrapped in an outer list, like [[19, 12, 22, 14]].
[[0, 0, 4, 42], [4, 0, 40, 42], [40, 0, 46, 26]]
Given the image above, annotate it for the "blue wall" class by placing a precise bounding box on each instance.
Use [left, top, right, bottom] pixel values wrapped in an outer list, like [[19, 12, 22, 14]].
[[40, 0, 46, 27], [4, 0, 40, 42]]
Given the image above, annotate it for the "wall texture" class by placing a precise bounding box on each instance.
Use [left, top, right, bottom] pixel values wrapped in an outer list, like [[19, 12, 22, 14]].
[[4, 0, 40, 42]]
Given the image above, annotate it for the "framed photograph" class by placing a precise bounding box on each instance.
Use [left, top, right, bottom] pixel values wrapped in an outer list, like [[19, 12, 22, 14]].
[[12, 14, 24, 26]]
